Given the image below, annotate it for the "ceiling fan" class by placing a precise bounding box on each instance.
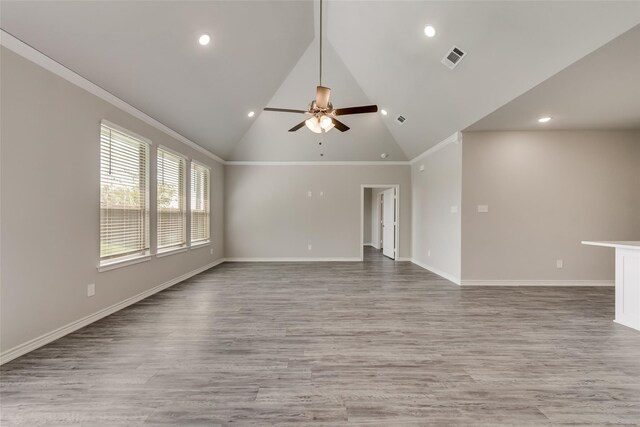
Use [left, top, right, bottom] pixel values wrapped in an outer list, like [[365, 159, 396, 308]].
[[263, 0, 378, 133]]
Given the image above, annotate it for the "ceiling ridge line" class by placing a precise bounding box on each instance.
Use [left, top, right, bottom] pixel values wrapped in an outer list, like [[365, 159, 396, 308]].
[[0, 29, 226, 164]]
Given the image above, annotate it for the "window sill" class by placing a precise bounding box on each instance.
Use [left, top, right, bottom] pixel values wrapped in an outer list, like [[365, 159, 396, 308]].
[[98, 254, 151, 272], [190, 240, 211, 249], [156, 247, 188, 258]]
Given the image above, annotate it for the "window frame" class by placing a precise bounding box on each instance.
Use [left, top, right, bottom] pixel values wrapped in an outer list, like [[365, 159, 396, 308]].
[[98, 120, 151, 271], [156, 145, 188, 254], [189, 160, 211, 246]]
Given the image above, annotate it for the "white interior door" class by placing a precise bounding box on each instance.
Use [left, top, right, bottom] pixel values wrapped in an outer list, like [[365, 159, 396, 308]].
[[382, 188, 396, 259]]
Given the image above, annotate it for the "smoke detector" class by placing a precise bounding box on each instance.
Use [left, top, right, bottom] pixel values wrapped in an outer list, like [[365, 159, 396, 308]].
[[442, 45, 466, 69]]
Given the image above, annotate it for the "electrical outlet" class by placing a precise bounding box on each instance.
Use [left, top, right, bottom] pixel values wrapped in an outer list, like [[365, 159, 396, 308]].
[[87, 283, 95, 297], [308, 244, 312, 251], [210, 248, 213, 255], [450, 206, 458, 214], [307, 191, 312, 197], [556, 259, 564, 269], [320, 191, 324, 197], [427, 250, 431, 257], [477, 205, 489, 213]]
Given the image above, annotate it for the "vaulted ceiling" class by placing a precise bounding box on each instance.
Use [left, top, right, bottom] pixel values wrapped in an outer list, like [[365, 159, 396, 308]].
[[466, 24, 640, 132], [2, 1, 639, 161]]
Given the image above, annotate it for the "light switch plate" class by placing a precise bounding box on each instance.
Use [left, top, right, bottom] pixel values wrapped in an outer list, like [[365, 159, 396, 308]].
[[308, 244, 312, 251], [419, 165, 425, 171], [477, 205, 489, 213], [556, 259, 563, 269], [450, 206, 458, 214], [307, 191, 312, 197]]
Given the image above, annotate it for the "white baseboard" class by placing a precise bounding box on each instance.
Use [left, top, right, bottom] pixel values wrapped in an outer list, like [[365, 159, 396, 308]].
[[0, 258, 225, 366], [410, 259, 461, 285], [461, 280, 614, 287], [614, 319, 640, 331], [363, 243, 373, 247], [225, 257, 361, 262], [396, 257, 412, 262]]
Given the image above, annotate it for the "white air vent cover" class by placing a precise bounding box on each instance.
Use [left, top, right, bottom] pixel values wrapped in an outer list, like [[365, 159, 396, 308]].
[[442, 45, 466, 69], [396, 115, 406, 125]]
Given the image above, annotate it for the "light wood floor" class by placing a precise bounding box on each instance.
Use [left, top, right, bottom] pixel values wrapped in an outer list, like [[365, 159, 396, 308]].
[[2, 247, 640, 426]]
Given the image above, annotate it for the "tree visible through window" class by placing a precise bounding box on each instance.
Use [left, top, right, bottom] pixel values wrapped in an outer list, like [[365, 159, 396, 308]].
[[100, 123, 149, 262]]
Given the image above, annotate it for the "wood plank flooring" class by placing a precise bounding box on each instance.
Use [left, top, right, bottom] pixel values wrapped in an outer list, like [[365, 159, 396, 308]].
[[2, 247, 640, 426]]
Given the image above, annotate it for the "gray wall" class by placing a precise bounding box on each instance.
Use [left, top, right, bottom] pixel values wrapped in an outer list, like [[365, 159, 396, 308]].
[[461, 130, 640, 281], [363, 188, 372, 244], [0, 47, 224, 354], [411, 142, 462, 282], [224, 165, 411, 259]]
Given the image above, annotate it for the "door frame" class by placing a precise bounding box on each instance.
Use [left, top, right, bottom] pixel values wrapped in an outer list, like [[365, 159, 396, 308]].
[[378, 192, 383, 249], [360, 184, 400, 261]]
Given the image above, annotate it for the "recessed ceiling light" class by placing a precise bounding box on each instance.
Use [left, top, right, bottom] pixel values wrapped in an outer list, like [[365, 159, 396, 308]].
[[381, 109, 388, 116], [247, 111, 255, 118], [538, 116, 552, 123], [424, 25, 436, 38], [198, 34, 211, 46]]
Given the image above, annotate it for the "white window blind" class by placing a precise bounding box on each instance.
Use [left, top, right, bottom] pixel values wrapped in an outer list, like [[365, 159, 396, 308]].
[[190, 162, 210, 243], [100, 123, 149, 262], [157, 148, 186, 251]]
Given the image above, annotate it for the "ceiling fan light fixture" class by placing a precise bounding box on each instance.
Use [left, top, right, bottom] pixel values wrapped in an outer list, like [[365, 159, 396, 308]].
[[305, 117, 323, 134], [320, 115, 334, 131]]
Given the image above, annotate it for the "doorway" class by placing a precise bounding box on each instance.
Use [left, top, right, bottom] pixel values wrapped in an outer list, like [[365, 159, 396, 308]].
[[361, 185, 399, 261]]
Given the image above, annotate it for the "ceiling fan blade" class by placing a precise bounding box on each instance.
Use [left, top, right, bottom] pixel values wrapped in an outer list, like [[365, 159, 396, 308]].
[[288, 121, 306, 132], [316, 86, 331, 109], [264, 107, 308, 114], [334, 105, 378, 116], [331, 118, 350, 132]]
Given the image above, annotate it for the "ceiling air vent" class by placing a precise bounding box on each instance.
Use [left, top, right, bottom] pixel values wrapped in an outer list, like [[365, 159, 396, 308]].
[[442, 45, 466, 69], [396, 115, 406, 125]]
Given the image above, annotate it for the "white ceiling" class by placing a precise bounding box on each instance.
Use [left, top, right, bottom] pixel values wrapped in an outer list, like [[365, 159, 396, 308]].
[[2, 1, 639, 161], [466, 24, 640, 132], [0, 1, 314, 159]]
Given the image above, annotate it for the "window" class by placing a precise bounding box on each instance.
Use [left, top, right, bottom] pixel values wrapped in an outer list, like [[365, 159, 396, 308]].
[[190, 161, 210, 244], [100, 122, 149, 264], [157, 148, 186, 251]]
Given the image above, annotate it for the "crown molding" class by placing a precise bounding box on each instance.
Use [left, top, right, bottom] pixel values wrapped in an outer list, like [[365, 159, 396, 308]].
[[410, 132, 462, 164], [225, 161, 410, 166], [0, 29, 225, 164]]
